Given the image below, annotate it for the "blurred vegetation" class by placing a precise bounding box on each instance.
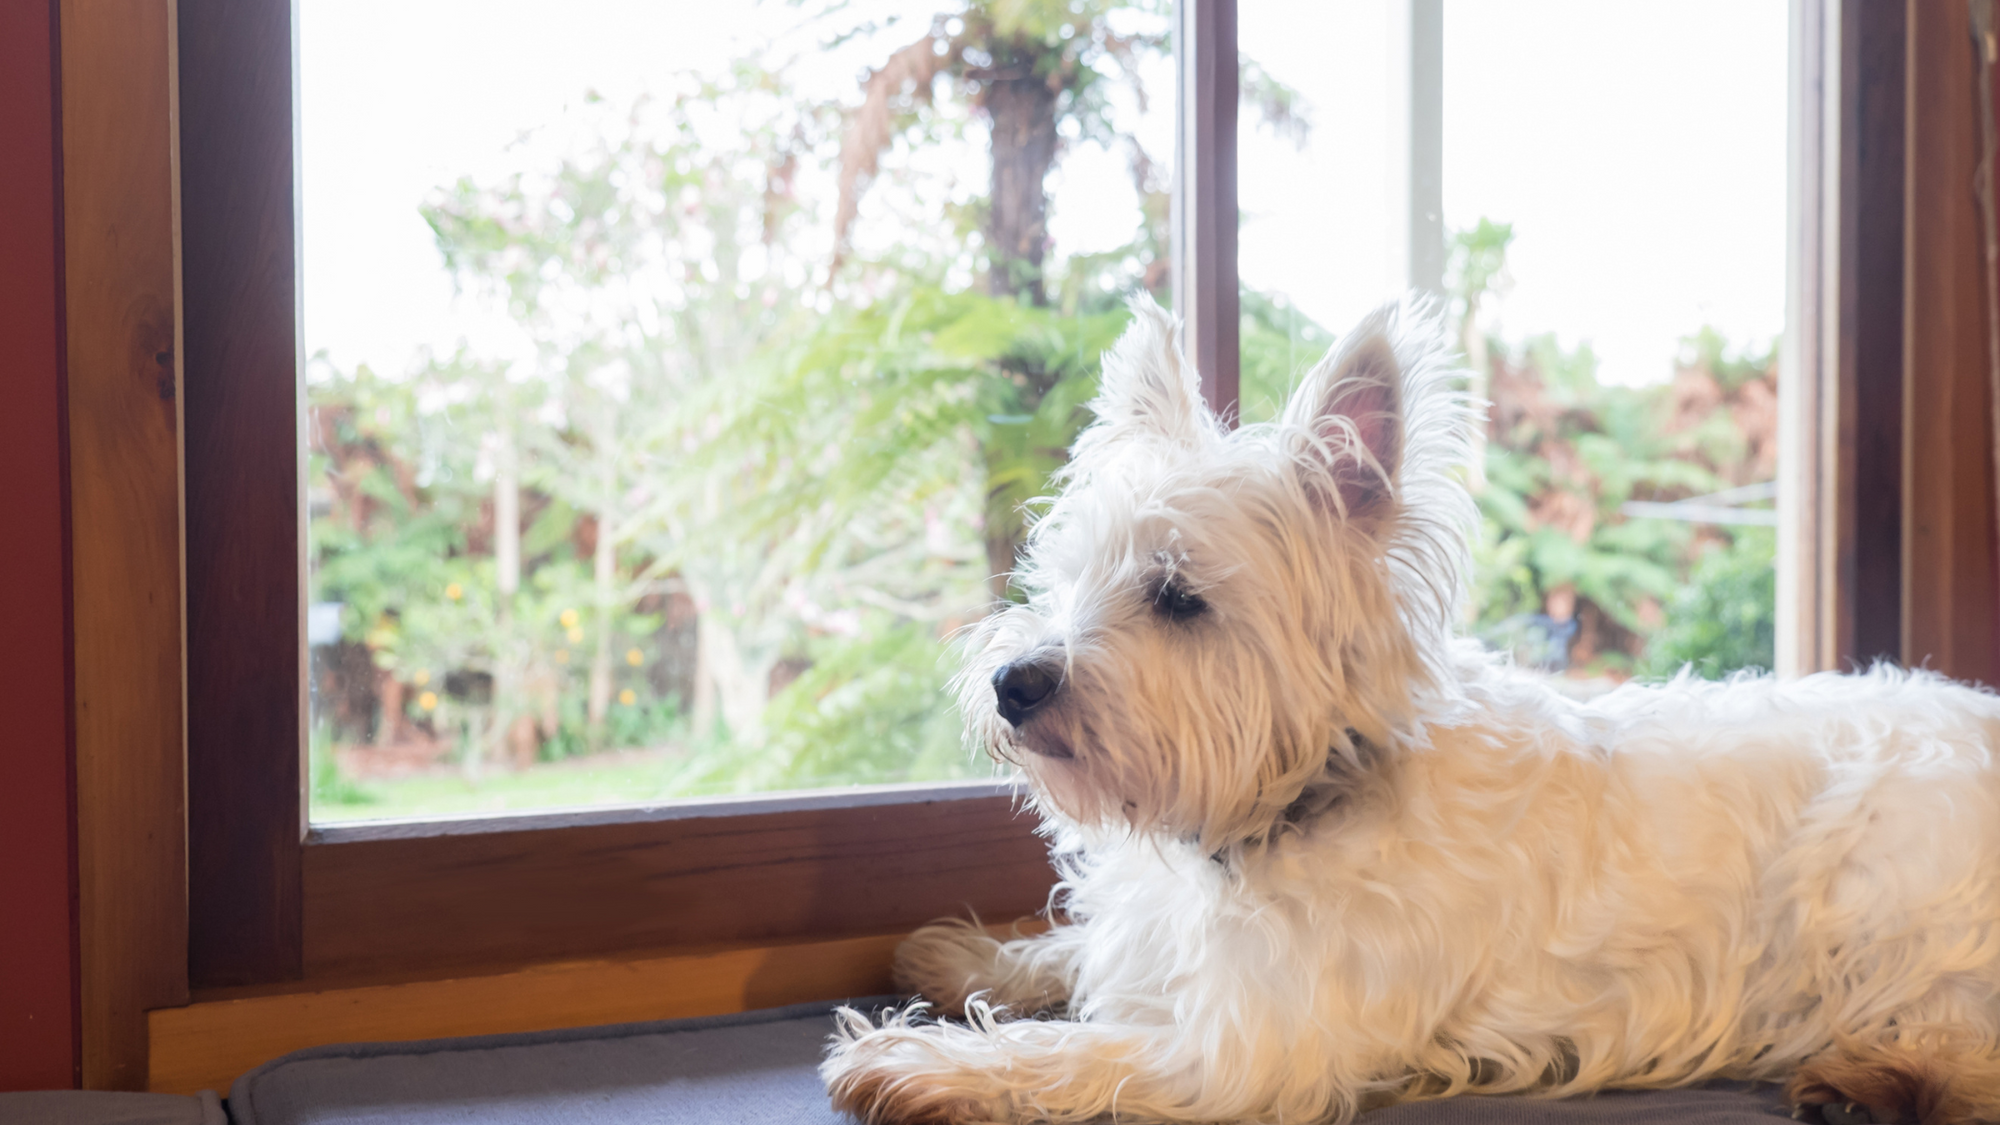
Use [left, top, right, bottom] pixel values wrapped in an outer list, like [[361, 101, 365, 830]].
[[1641, 530, 1777, 680], [309, 2, 1776, 816]]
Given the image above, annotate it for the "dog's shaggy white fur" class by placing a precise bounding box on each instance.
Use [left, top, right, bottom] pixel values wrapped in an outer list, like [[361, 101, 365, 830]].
[[821, 298, 2000, 1125]]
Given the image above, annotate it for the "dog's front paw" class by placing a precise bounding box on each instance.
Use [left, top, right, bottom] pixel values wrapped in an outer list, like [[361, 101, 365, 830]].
[[892, 921, 1007, 1016], [821, 1007, 1012, 1125]]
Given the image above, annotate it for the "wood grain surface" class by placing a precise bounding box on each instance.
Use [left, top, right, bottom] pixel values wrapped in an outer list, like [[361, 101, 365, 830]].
[[302, 791, 1058, 983], [149, 924, 1041, 1097], [178, 0, 306, 990], [1903, 0, 1999, 684], [1828, 0, 1906, 669], [59, 0, 190, 1090]]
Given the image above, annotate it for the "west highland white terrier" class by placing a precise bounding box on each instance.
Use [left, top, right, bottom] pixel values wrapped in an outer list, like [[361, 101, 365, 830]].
[[821, 298, 2000, 1125]]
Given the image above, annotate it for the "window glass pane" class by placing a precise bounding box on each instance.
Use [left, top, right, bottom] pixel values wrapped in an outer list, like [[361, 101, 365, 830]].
[[304, 0, 1175, 821], [1238, 0, 1787, 689]]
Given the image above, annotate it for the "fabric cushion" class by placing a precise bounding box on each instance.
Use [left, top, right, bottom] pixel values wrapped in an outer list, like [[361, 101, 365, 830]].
[[228, 998, 1793, 1125], [228, 998, 887, 1125], [0, 1091, 225, 1125]]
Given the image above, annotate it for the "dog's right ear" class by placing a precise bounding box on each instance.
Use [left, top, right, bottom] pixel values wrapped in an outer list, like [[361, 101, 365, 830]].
[[1284, 304, 1407, 530], [1087, 297, 1216, 448]]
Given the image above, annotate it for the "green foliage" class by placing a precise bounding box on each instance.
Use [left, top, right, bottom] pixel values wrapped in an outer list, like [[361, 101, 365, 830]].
[[1238, 288, 1335, 424], [1449, 218, 1514, 315], [674, 282, 1131, 784], [1641, 530, 1777, 680], [606, 695, 688, 752], [309, 723, 378, 807], [1473, 333, 1712, 645], [1681, 325, 1779, 393], [667, 617, 989, 796]]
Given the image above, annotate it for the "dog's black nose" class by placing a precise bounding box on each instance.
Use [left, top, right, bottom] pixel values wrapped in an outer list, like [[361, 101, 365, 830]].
[[993, 661, 1060, 727]]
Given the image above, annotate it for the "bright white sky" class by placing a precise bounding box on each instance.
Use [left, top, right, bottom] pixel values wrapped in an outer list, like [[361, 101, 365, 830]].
[[1238, 0, 1789, 384], [301, 0, 1789, 388]]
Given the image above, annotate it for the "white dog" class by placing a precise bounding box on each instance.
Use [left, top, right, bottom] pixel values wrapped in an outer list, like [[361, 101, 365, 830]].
[[821, 298, 2000, 1125]]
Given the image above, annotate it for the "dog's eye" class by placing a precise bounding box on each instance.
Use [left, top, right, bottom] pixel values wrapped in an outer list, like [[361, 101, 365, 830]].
[[1153, 579, 1208, 622]]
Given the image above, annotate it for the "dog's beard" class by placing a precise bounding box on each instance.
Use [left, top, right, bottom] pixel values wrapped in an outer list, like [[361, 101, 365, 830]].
[[954, 582, 1358, 851], [968, 667, 1324, 852]]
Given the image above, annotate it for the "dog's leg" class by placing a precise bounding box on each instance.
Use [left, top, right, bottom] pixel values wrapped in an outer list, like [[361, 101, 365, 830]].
[[1789, 1035, 2000, 1125], [823, 1008, 1253, 1125], [891, 919, 1083, 1018]]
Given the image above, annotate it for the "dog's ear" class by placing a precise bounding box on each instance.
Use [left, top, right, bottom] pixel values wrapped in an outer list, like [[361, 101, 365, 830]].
[[1087, 297, 1215, 446], [1284, 306, 1405, 527]]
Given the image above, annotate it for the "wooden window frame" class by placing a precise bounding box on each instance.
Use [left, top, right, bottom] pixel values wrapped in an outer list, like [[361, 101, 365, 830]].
[[1780, 0, 1998, 681], [173, 0, 1983, 994]]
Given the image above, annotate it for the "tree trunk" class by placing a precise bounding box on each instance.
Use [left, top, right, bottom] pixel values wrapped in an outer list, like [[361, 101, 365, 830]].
[[977, 58, 1062, 593], [495, 419, 521, 597], [983, 60, 1059, 305], [588, 521, 616, 749], [685, 569, 773, 746], [587, 446, 618, 750], [694, 609, 771, 745], [985, 529, 1018, 602], [491, 416, 530, 770], [373, 672, 404, 748]]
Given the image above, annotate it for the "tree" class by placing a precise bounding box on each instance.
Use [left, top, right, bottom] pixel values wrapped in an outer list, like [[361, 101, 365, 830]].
[[422, 73, 834, 749]]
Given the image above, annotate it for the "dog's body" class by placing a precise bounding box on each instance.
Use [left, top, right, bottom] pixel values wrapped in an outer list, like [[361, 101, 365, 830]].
[[822, 300, 2000, 1124]]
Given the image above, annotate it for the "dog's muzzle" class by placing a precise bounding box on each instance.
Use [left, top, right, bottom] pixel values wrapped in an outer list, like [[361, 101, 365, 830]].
[[992, 659, 1061, 729]]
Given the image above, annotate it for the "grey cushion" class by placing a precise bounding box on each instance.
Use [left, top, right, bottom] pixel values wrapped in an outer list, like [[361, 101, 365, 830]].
[[228, 997, 1792, 1125], [228, 998, 892, 1125], [0, 1091, 225, 1125]]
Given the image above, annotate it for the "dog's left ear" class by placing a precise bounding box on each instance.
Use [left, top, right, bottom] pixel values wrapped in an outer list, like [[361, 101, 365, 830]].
[[1087, 297, 1215, 447], [1284, 307, 1405, 528]]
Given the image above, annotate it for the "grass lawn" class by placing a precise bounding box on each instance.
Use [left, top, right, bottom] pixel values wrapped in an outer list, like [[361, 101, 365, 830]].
[[313, 750, 686, 822]]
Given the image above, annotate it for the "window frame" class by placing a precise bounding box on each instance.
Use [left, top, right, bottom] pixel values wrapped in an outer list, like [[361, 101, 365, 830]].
[[166, 0, 1955, 1003]]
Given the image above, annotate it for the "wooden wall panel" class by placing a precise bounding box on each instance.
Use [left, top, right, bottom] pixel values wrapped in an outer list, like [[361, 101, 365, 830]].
[[58, 0, 189, 1090], [1902, 0, 1999, 683], [0, 0, 81, 1092], [302, 794, 1057, 984]]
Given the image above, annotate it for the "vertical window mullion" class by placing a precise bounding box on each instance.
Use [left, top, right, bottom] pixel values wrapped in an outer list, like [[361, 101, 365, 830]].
[[1389, 0, 1445, 298], [1173, 0, 1240, 425]]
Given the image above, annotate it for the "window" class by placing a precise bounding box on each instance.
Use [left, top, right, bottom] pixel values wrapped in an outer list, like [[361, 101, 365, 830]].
[[172, 0, 1964, 1008], [299, 0, 1177, 823], [1237, 0, 1787, 686], [179, 0, 1210, 991]]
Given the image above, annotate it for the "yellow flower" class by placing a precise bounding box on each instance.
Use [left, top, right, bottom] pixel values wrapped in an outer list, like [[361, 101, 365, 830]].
[[565, 626, 584, 643], [553, 649, 570, 665], [445, 582, 464, 601], [625, 647, 644, 666], [618, 688, 637, 706], [412, 669, 431, 687], [559, 608, 579, 629], [417, 690, 439, 711]]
